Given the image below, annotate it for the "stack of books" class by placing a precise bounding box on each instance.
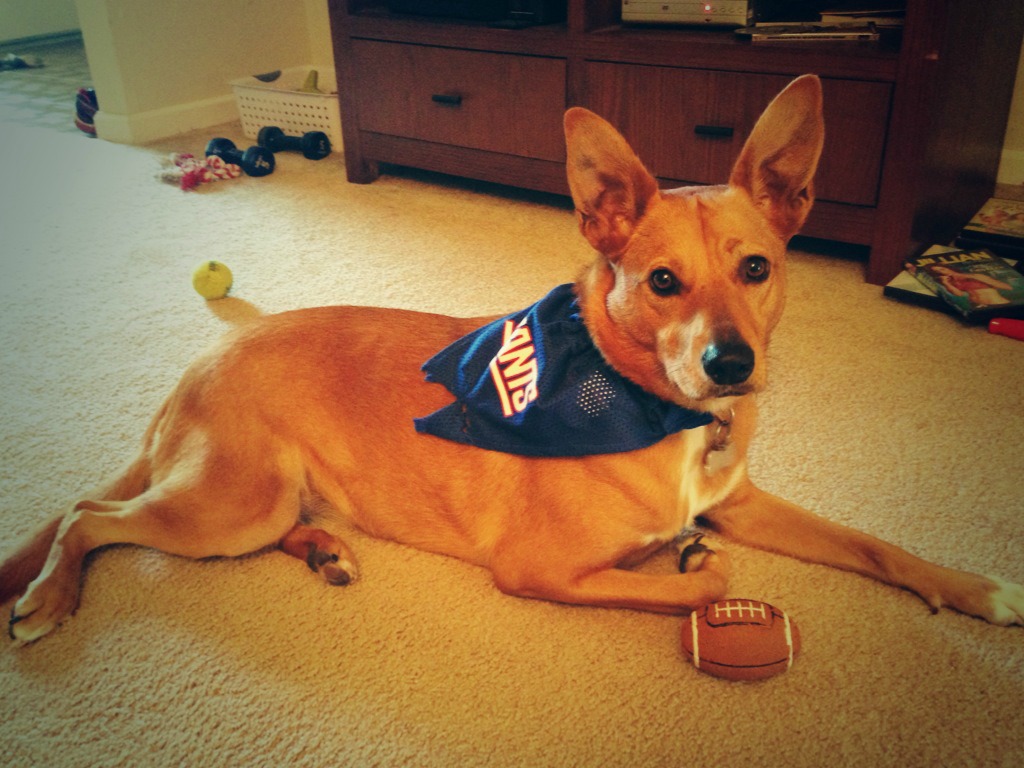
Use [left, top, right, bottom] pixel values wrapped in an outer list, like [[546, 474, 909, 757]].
[[737, 3, 904, 42], [818, 6, 905, 28], [884, 198, 1024, 324], [953, 197, 1024, 261]]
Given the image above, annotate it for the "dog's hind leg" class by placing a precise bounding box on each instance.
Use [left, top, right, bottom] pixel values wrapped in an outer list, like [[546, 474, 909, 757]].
[[0, 452, 155, 611], [0, 449, 157, 619], [9, 466, 303, 643]]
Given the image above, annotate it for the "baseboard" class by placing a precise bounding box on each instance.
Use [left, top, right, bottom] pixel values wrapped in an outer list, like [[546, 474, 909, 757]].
[[0, 30, 83, 51], [998, 148, 1024, 186], [94, 94, 240, 145]]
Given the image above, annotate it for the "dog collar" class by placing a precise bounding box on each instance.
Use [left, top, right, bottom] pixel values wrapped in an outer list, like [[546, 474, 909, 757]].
[[707, 409, 734, 453], [703, 409, 736, 474], [413, 283, 714, 457]]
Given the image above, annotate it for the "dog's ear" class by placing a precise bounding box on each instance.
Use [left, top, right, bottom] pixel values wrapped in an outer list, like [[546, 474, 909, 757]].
[[729, 74, 825, 241], [565, 107, 659, 259]]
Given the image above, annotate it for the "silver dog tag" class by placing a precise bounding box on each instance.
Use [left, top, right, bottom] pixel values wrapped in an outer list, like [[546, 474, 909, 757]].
[[704, 442, 736, 474]]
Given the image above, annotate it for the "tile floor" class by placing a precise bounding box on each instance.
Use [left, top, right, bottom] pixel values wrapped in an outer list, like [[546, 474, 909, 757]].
[[0, 36, 92, 135]]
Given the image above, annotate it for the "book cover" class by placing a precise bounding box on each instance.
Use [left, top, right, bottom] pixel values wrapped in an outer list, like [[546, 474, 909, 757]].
[[904, 248, 1024, 323], [959, 198, 1024, 252], [885, 246, 1021, 315]]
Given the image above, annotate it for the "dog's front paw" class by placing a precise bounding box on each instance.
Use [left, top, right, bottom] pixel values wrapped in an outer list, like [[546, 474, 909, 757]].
[[983, 577, 1024, 627], [677, 533, 714, 574], [935, 572, 1024, 627]]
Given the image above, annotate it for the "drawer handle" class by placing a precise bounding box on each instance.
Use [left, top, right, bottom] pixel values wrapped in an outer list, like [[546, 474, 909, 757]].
[[431, 93, 463, 107], [694, 125, 734, 138]]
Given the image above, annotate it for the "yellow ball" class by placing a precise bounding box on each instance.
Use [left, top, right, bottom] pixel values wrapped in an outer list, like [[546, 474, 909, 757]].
[[192, 260, 233, 300]]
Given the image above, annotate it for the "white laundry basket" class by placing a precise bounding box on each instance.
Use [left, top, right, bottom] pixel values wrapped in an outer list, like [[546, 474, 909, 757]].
[[230, 66, 342, 148]]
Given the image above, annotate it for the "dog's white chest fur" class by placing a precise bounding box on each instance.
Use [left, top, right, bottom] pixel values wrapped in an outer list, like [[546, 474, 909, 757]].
[[671, 423, 746, 531]]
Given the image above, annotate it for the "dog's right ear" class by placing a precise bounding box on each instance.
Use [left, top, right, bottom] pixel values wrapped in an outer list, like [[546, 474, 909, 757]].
[[565, 108, 659, 260], [729, 74, 824, 242]]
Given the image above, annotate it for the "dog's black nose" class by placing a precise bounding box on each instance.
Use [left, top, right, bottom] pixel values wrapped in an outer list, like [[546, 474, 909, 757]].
[[702, 340, 755, 386]]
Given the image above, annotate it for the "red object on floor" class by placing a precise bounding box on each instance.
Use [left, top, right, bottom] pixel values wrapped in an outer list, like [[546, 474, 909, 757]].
[[988, 317, 1024, 341]]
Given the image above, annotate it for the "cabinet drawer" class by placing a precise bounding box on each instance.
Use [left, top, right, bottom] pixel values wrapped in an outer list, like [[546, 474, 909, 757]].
[[580, 64, 891, 207], [351, 41, 567, 162]]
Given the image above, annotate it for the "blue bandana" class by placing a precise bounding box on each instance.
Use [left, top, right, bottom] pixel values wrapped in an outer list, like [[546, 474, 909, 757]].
[[413, 284, 714, 457]]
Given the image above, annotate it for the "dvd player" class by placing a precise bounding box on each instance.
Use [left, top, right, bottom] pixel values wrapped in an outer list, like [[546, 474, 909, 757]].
[[621, 1, 750, 26]]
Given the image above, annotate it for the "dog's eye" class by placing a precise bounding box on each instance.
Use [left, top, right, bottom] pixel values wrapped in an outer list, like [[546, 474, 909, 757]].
[[649, 268, 680, 296], [742, 256, 770, 283]]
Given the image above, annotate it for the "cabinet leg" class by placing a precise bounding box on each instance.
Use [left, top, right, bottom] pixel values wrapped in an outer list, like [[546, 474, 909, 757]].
[[344, 155, 379, 185], [865, 235, 917, 286]]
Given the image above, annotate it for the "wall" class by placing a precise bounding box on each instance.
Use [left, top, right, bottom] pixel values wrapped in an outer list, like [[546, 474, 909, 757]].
[[306, 0, 334, 70], [74, 0, 332, 144], [0, 0, 79, 43], [997, 38, 1024, 185]]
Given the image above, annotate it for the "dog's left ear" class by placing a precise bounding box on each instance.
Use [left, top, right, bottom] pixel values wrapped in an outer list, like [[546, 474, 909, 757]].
[[729, 74, 825, 241], [564, 107, 660, 259]]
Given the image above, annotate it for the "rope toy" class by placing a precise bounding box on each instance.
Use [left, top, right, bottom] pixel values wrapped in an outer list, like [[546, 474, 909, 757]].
[[159, 153, 242, 191]]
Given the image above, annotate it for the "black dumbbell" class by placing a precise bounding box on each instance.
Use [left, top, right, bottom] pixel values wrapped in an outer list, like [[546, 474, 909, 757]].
[[257, 126, 332, 160], [205, 138, 275, 177]]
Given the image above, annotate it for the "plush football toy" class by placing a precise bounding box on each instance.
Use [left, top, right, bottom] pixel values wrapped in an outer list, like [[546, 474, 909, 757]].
[[681, 599, 800, 681]]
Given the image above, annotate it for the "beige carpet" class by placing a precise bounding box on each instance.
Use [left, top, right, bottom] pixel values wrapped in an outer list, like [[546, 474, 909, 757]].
[[1, 120, 1022, 768]]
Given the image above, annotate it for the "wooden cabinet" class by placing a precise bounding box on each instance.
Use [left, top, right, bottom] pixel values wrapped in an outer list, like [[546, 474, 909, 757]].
[[328, 0, 1024, 285], [579, 66, 891, 207], [351, 41, 566, 161]]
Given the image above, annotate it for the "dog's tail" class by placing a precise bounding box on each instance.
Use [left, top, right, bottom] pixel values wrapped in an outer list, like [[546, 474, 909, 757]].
[[205, 295, 265, 327], [0, 449, 154, 607]]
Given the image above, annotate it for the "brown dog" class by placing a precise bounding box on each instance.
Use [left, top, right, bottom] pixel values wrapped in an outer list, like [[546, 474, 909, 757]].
[[2, 75, 1022, 643]]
